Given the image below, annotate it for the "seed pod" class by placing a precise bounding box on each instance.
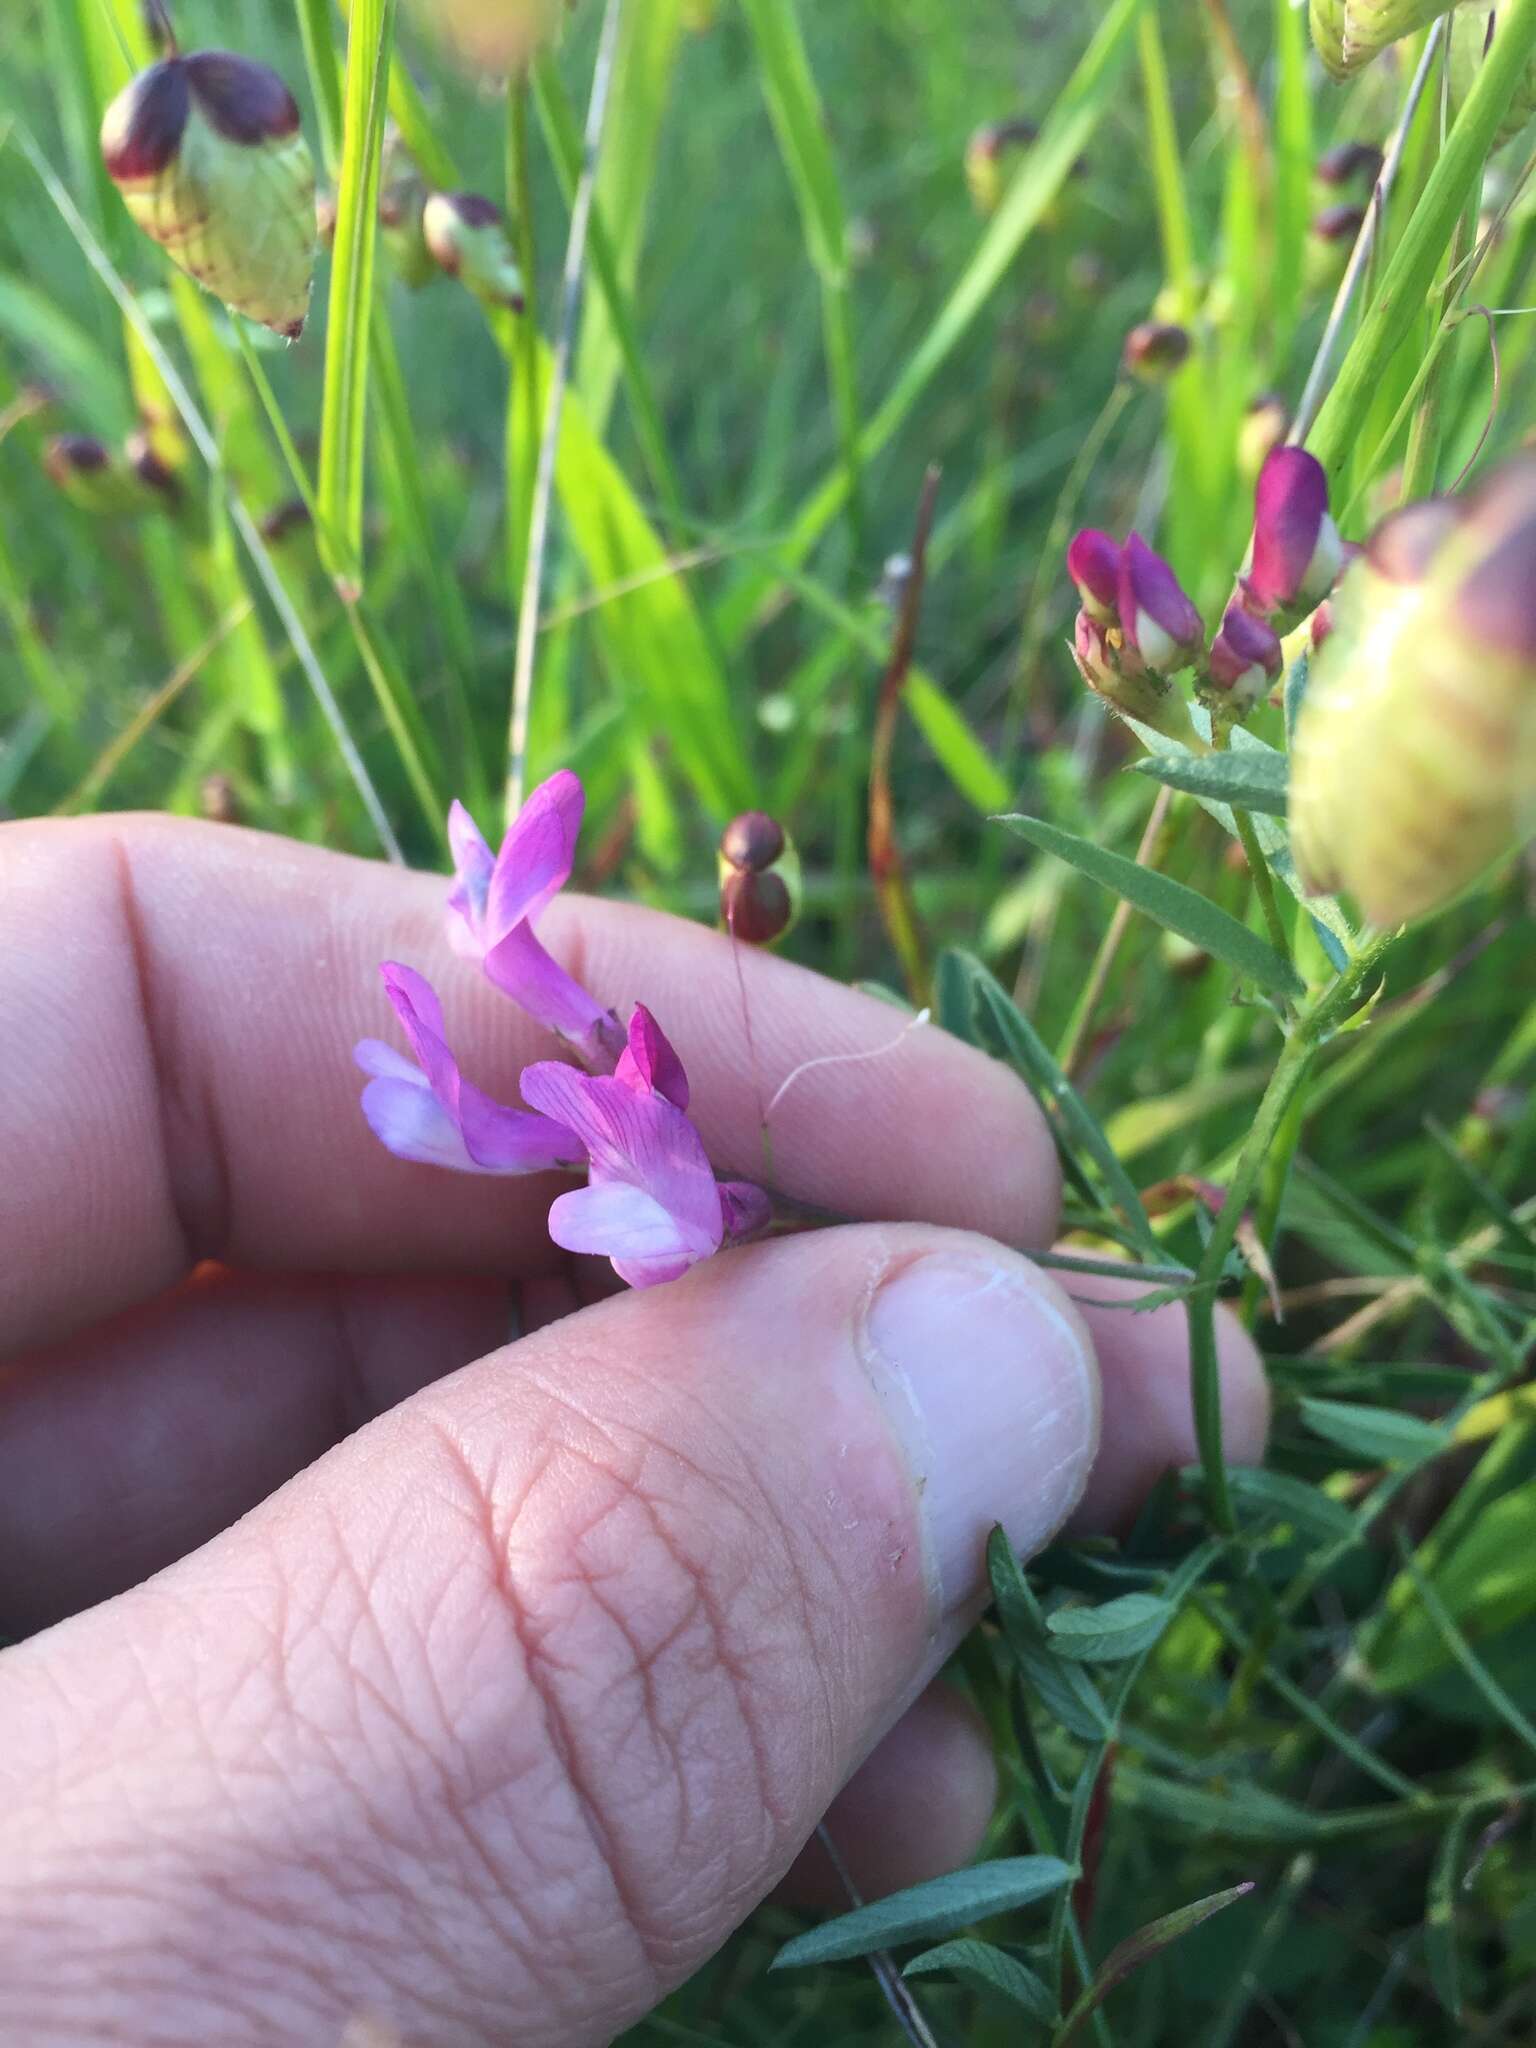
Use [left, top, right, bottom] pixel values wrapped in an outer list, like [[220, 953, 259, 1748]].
[[422, 192, 526, 310], [378, 131, 435, 289], [721, 867, 792, 946], [1122, 321, 1191, 382], [100, 50, 316, 338], [1202, 602, 1283, 720], [1310, 0, 1349, 78], [719, 811, 785, 874], [1312, 0, 1458, 77], [1289, 461, 1536, 926]]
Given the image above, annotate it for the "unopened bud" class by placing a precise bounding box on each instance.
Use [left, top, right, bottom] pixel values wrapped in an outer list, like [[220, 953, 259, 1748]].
[[1308, 202, 1366, 289], [405, 0, 564, 76], [423, 192, 525, 310], [199, 772, 241, 824], [964, 118, 1037, 215], [1290, 457, 1536, 926], [100, 50, 316, 338], [721, 866, 792, 945], [1245, 446, 1345, 621], [1118, 533, 1204, 674], [124, 427, 181, 508], [1071, 608, 1201, 745], [1122, 321, 1191, 382], [720, 810, 785, 874], [1202, 602, 1283, 719], [1066, 528, 1121, 623], [44, 434, 118, 513], [258, 496, 312, 545], [1238, 391, 1289, 482], [1316, 141, 1383, 191]]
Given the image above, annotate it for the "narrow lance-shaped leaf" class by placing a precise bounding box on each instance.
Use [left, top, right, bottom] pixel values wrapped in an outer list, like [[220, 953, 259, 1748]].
[[998, 813, 1305, 996], [904, 1938, 1057, 2020], [1132, 748, 1289, 815], [769, 1857, 1075, 1969], [1046, 1592, 1175, 1663], [1299, 1396, 1449, 1464], [1056, 1884, 1255, 2043]]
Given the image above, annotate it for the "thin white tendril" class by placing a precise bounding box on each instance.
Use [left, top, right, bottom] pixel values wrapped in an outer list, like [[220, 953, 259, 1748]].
[[764, 1009, 932, 1123]]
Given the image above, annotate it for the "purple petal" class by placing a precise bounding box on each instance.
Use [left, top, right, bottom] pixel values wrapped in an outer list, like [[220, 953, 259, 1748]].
[[719, 1180, 771, 1243], [484, 769, 584, 947], [545, 1182, 700, 1289], [482, 921, 622, 1065], [614, 1003, 690, 1110], [520, 1061, 723, 1262], [1250, 448, 1336, 610], [377, 962, 583, 1173], [1118, 534, 1203, 665], [446, 799, 497, 958], [1208, 602, 1282, 690], [1066, 528, 1121, 618]]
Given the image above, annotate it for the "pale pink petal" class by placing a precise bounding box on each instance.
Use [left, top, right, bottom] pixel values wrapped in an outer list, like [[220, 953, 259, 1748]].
[[482, 922, 623, 1065], [546, 1182, 698, 1283], [360, 1074, 481, 1173], [484, 769, 585, 945], [446, 799, 497, 959], [614, 1003, 690, 1110], [376, 963, 582, 1174]]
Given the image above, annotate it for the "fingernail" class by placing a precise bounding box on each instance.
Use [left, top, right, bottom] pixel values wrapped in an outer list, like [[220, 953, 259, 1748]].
[[866, 1251, 1099, 1615]]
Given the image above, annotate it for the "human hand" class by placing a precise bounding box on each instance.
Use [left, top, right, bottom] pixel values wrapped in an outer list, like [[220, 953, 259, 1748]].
[[0, 815, 1267, 2047]]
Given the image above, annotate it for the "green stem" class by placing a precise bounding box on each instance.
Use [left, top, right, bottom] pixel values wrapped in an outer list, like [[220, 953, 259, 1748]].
[[1056, 780, 1174, 1078], [820, 274, 866, 571]]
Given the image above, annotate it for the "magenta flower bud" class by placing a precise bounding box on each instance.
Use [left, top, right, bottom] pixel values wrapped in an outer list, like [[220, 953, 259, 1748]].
[[1206, 602, 1283, 716], [721, 867, 793, 945], [1067, 527, 1122, 623], [719, 810, 785, 874], [1248, 447, 1344, 617], [1312, 201, 1367, 244], [423, 191, 526, 310], [1117, 533, 1204, 673], [1316, 141, 1384, 190], [1122, 321, 1191, 382]]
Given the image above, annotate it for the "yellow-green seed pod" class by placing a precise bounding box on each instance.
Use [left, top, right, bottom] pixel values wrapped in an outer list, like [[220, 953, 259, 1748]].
[[1310, 0, 1350, 80], [1315, 0, 1459, 77], [100, 51, 316, 339], [1290, 467, 1536, 927], [423, 192, 526, 310]]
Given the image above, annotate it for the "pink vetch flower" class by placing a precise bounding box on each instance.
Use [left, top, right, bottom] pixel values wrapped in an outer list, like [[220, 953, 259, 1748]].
[[1246, 447, 1344, 616], [1066, 528, 1122, 623], [446, 773, 624, 1066], [355, 962, 584, 1174], [1117, 533, 1204, 675], [1206, 601, 1283, 713], [520, 1005, 770, 1290]]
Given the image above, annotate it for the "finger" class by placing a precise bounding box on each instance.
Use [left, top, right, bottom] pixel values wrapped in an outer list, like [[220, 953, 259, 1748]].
[[0, 1224, 1098, 2048], [0, 815, 1058, 1356], [1061, 1270, 1270, 1532], [775, 1682, 997, 1908], [0, 1267, 510, 1636]]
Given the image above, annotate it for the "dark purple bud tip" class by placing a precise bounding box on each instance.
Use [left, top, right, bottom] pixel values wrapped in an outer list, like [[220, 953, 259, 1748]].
[[101, 59, 190, 180], [258, 496, 312, 544], [719, 810, 786, 874], [1208, 601, 1282, 691], [125, 429, 179, 503], [722, 867, 792, 945], [1123, 321, 1191, 378], [182, 51, 301, 145], [1365, 499, 1461, 585], [199, 773, 241, 825], [1067, 527, 1122, 620], [1118, 532, 1204, 668], [1316, 140, 1384, 189], [971, 115, 1037, 158], [447, 191, 504, 228], [45, 434, 110, 482], [1312, 201, 1367, 244]]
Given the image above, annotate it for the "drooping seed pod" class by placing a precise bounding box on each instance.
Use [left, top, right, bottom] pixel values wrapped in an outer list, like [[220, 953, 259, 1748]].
[[1202, 602, 1283, 720], [964, 117, 1037, 215], [1245, 446, 1345, 623], [1117, 533, 1204, 675], [717, 812, 800, 945], [405, 0, 564, 77], [1316, 140, 1384, 192], [100, 50, 316, 338], [1238, 392, 1289, 483], [1067, 528, 1122, 624], [1122, 321, 1191, 383], [422, 192, 526, 310], [1289, 460, 1536, 926]]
